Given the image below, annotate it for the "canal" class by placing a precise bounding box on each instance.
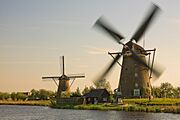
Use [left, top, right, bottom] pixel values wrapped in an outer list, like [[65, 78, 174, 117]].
[[0, 105, 179, 120]]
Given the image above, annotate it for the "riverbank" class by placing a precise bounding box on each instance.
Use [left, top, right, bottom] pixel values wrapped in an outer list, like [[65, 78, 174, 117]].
[[1, 98, 180, 114], [51, 98, 180, 114], [74, 104, 180, 113], [52, 103, 180, 114], [0, 100, 50, 106]]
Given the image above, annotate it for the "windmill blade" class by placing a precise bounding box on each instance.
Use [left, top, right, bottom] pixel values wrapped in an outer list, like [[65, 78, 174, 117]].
[[60, 56, 65, 75], [42, 76, 60, 79], [151, 63, 165, 81], [59, 56, 63, 75], [93, 54, 121, 84], [129, 48, 163, 79], [94, 16, 124, 44], [130, 3, 160, 43]]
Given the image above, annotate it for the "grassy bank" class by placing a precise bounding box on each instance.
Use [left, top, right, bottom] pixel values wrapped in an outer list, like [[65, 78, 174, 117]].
[[1, 98, 180, 114], [74, 104, 180, 113], [51, 98, 180, 114], [123, 98, 180, 105], [52, 103, 180, 114], [0, 100, 51, 106]]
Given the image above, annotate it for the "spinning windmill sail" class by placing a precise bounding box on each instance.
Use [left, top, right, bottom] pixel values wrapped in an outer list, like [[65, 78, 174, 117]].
[[93, 3, 164, 98]]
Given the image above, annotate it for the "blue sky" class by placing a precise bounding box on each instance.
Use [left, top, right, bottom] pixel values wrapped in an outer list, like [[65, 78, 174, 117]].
[[0, 0, 180, 92]]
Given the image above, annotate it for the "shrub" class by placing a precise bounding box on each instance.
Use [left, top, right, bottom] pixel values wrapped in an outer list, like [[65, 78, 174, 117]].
[[176, 108, 180, 114]]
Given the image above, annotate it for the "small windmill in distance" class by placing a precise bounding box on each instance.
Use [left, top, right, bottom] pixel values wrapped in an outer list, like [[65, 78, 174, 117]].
[[42, 56, 85, 100]]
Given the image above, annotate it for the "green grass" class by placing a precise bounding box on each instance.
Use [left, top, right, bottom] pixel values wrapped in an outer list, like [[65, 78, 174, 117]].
[[0, 100, 51, 106], [1, 98, 180, 114], [124, 98, 180, 105], [72, 104, 180, 113]]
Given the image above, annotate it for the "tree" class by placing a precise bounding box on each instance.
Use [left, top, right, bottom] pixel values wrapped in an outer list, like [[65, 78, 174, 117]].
[[82, 85, 96, 95], [29, 89, 55, 100], [11, 92, 17, 101], [173, 87, 180, 98], [82, 86, 90, 95], [29, 89, 40, 100], [16, 92, 27, 101], [152, 87, 161, 98], [71, 87, 81, 97], [160, 82, 174, 98], [61, 91, 71, 98], [0, 92, 10, 100], [89, 85, 95, 90], [39, 89, 55, 100], [94, 79, 112, 93]]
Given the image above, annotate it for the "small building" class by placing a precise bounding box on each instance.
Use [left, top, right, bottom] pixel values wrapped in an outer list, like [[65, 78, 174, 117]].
[[20, 92, 32, 96], [83, 89, 110, 104]]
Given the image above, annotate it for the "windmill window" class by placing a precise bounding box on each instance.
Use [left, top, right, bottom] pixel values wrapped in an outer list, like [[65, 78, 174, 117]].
[[135, 73, 138, 77], [133, 89, 140, 96], [102, 98, 108, 102], [135, 83, 138, 87]]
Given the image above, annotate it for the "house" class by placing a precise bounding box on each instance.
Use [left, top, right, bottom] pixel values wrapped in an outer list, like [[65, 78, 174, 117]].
[[83, 89, 110, 104], [20, 92, 31, 96]]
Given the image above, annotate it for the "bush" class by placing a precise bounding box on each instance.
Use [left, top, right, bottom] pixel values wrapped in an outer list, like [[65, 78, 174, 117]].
[[176, 108, 180, 114], [155, 108, 161, 112], [128, 106, 136, 111], [0, 92, 10, 100], [163, 108, 173, 113]]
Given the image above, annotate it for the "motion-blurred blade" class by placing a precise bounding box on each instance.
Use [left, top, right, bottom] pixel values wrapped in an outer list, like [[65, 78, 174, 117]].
[[93, 54, 121, 84], [94, 16, 124, 44], [129, 49, 164, 80], [150, 63, 165, 81], [130, 4, 160, 43]]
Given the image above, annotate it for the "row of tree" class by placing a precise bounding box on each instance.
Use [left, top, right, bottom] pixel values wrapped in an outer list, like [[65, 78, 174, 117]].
[[0, 85, 101, 101], [70, 82, 180, 99], [152, 82, 180, 98], [0, 79, 111, 100], [0, 82, 179, 100], [0, 89, 55, 101]]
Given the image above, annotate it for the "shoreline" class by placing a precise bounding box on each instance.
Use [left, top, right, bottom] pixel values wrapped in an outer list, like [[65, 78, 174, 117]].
[[51, 103, 180, 114], [0, 100, 50, 106], [0, 100, 180, 114]]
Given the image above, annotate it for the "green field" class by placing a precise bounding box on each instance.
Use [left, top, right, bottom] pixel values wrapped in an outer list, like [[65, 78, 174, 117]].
[[52, 98, 180, 114], [0, 100, 51, 106], [0, 98, 180, 114], [123, 98, 180, 105]]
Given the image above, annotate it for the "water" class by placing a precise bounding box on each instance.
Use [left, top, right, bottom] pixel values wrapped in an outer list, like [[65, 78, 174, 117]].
[[0, 105, 179, 120]]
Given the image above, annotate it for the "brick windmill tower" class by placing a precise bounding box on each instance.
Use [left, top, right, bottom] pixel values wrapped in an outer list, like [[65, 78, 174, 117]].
[[42, 56, 85, 100], [93, 4, 164, 99]]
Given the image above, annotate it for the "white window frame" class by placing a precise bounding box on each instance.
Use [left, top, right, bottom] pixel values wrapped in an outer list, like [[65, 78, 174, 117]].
[[134, 89, 140, 96]]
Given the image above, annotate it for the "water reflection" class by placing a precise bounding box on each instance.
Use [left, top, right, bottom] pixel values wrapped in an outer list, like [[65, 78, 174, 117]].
[[0, 105, 179, 120]]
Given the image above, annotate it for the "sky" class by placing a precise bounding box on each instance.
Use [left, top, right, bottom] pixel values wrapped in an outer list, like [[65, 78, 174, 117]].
[[0, 0, 180, 92]]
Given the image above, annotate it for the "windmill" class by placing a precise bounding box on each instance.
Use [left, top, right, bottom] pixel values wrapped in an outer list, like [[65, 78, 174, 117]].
[[93, 4, 164, 99], [42, 56, 85, 100]]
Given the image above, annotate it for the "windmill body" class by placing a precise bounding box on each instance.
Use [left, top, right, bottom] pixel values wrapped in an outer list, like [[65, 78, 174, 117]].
[[42, 56, 85, 100], [118, 42, 150, 98], [93, 3, 163, 100], [56, 75, 70, 100]]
